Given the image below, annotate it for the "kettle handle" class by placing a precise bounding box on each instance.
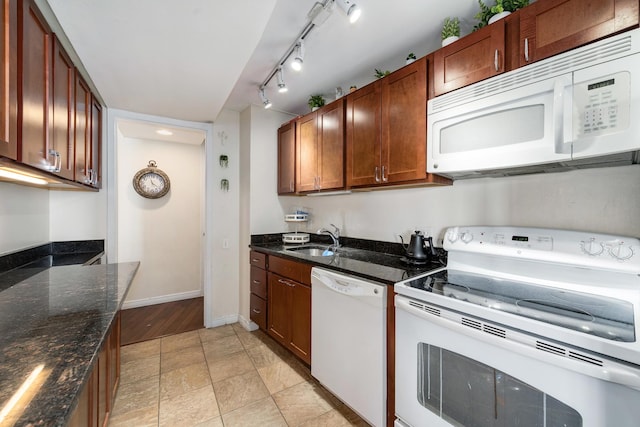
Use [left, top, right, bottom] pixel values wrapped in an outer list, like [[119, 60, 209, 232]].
[[399, 235, 408, 250]]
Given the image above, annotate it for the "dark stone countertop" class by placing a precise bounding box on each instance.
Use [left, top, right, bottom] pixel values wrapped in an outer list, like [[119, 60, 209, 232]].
[[0, 262, 139, 427], [250, 235, 446, 285]]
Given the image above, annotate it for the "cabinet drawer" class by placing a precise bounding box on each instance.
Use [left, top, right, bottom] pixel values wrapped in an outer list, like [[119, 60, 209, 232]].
[[269, 256, 312, 285], [250, 266, 267, 299], [250, 293, 267, 330], [249, 250, 266, 269]]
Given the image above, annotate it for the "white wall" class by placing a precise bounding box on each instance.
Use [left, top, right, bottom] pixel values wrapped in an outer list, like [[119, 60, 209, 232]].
[[0, 182, 49, 254], [49, 190, 106, 242], [210, 109, 241, 324], [117, 134, 203, 307], [278, 165, 640, 244], [238, 106, 295, 325]]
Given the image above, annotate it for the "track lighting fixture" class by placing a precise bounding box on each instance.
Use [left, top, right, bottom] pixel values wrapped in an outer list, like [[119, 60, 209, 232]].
[[258, 87, 272, 109], [335, 0, 361, 23], [291, 40, 305, 71], [277, 68, 288, 93]]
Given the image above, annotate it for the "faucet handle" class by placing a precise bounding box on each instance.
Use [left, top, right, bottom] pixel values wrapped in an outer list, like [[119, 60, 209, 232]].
[[330, 223, 340, 237]]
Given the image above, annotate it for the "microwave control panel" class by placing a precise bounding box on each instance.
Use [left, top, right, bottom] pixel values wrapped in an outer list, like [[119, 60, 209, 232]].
[[574, 71, 630, 138]]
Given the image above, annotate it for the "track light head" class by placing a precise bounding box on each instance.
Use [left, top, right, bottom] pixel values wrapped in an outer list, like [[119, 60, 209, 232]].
[[291, 41, 304, 71], [276, 68, 288, 93], [336, 0, 361, 23], [258, 87, 272, 109]]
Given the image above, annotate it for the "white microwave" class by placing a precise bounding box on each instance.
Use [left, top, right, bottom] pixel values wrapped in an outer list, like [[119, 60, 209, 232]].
[[427, 29, 640, 178]]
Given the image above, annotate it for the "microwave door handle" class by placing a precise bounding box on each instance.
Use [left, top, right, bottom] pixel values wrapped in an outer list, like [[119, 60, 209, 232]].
[[553, 78, 572, 154]]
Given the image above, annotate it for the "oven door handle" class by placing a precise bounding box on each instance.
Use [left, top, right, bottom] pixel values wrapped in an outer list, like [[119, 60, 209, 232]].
[[396, 296, 640, 391]]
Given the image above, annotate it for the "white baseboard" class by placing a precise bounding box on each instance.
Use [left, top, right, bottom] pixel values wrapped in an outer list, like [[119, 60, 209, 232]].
[[121, 290, 203, 310], [205, 314, 239, 328], [238, 315, 259, 332]]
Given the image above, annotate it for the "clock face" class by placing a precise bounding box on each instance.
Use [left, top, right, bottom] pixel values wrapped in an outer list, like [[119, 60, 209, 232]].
[[133, 166, 170, 199]]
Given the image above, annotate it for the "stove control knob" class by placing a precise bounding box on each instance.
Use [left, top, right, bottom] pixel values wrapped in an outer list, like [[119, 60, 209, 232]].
[[609, 242, 634, 260], [460, 232, 473, 244], [580, 238, 604, 256], [446, 229, 459, 243]]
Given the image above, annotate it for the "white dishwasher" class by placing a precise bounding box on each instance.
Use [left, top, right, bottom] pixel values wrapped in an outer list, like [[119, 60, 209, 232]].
[[311, 267, 387, 427]]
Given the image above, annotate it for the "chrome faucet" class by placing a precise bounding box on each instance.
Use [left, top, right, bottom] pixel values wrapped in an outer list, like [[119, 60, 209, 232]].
[[317, 224, 340, 249]]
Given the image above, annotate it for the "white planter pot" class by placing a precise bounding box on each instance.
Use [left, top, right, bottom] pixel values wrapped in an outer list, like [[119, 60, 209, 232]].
[[488, 10, 511, 24], [406, 58, 416, 65], [442, 35, 459, 47], [312, 106, 319, 112]]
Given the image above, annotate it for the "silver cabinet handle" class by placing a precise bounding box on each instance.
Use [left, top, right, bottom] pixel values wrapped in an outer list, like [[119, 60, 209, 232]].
[[381, 165, 388, 182], [252, 308, 261, 314], [494, 49, 499, 72], [278, 278, 296, 287], [524, 38, 530, 62], [252, 279, 261, 284], [47, 149, 61, 172], [251, 258, 260, 263], [374, 166, 380, 183]]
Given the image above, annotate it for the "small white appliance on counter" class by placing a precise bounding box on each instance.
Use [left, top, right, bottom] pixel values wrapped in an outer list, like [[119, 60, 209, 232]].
[[395, 226, 640, 427], [428, 28, 640, 178], [311, 267, 387, 427]]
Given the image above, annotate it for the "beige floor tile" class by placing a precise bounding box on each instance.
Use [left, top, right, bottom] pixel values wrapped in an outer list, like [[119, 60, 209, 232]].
[[206, 350, 255, 383], [194, 416, 224, 427], [161, 345, 206, 373], [212, 370, 271, 414], [272, 381, 338, 426], [299, 406, 371, 427], [161, 330, 201, 353], [257, 358, 308, 394], [111, 375, 159, 416], [236, 328, 269, 350], [120, 354, 160, 385], [202, 334, 245, 363], [120, 339, 161, 364], [246, 342, 291, 370], [108, 404, 158, 427], [221, 396, 288, 427], [159, 384, 220, 427], [160, 362, 212, 401], [198, 325, 236, 343]]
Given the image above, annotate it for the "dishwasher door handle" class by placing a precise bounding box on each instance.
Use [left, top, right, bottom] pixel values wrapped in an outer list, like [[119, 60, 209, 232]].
[[313, 269, 383, 298]]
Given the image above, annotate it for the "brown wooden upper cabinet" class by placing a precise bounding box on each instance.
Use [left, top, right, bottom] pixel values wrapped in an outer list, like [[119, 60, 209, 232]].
[[75, 73, 91, 185], [90, 95, 102, 188], [296, 99, 345, 193], [277, 120, 296, 195], [433, 19, 506, 97], [519, 0, 639, 67], [0, 0, 18, 160], [51, 35, 75, 181], [347, 57, 444, 187], [19, 0, 53, 172]]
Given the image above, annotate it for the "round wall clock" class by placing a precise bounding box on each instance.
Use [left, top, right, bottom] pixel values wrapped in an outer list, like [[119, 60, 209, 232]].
[[132, 160, 171, 199]]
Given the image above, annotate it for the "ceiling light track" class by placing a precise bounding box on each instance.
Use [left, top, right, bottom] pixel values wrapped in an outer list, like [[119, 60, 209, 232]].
[[257, 0, 361, 109]]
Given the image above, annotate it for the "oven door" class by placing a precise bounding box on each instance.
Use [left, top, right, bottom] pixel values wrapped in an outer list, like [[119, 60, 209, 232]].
[[395, 295, 640, 427]]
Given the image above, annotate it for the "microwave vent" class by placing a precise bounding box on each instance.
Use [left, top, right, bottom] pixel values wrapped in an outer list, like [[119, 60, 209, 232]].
[[432, 33, 634, 113]]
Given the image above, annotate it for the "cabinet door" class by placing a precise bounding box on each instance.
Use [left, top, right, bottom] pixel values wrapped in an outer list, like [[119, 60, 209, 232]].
[[250, 293, 267, 331], [0, 0, 18, 160], [296, 112, 318, 192], [433, 19, 505, 96], [74, 74, 91, 184], [277, 120, 296, 194], [317, 100, 345, 191], [519, 0, 639, 67], [346, 81, 381, 187], [51, 35, 75, 180], [381, 58, 427, 183], [250, 265, 267, 299], [289, 282, 311, 364], [19, 0, 52, 170], [267, 272, 291, 346], [90, 96, 102, 188]]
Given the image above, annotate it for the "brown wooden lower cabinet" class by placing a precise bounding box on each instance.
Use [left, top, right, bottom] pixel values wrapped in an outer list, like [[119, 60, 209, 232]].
[[68, 312, 121, 427]]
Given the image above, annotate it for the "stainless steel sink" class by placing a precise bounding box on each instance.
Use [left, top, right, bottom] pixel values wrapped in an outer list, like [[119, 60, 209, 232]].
[[285, 245, 335, 257]]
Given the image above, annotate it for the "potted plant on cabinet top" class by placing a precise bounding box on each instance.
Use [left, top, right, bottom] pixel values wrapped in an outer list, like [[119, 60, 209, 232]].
[[406, 52, 417, 65], [308, 95, 325, 111], [374, 68, 391, 79], [441, 17, 460, 47], [474, 0, 529, 30]]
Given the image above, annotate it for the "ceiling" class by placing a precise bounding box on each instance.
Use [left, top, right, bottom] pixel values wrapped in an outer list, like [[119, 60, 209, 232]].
[[46, 0, 480, 121]]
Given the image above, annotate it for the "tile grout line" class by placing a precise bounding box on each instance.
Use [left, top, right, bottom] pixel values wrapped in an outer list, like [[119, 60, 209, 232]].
[[199, 329, 225, 425]]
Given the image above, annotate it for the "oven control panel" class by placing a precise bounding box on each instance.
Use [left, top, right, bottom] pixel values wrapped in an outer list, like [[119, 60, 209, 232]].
[[444, 226, 640, 271]]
